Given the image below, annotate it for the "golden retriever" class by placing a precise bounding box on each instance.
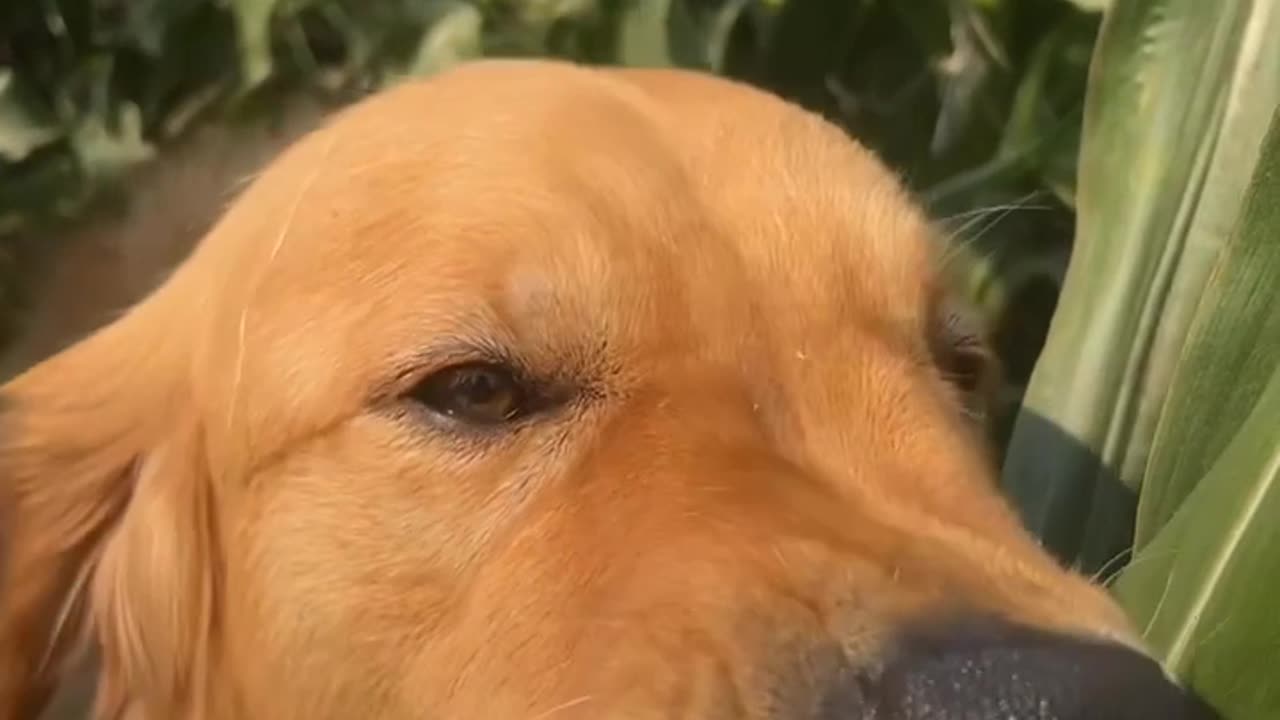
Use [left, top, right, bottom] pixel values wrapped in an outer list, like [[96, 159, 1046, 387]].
[[0, 59, 1217, 719]]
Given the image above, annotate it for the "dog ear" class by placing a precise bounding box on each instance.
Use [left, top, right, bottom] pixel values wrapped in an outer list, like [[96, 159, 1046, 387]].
[[0, 296, 216, 719], [90, 418, 219, 719]]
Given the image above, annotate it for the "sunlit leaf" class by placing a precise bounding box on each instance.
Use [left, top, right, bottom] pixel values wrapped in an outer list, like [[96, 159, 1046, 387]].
[[616, 0, 705, 69], [1110, 106, 1280, 720], [69, 102, 155, 184], [230, 0, 285, 90], [703, 0, 755, 73], [1132, 0, 1280, 547], [405, 2, 485, 78], [0, 70, 62, 163], [1001, 0, 1280, 571]]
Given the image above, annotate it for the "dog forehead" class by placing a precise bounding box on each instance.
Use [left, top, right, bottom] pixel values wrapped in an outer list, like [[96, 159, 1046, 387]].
[[204, 64, 687, 276], [184, 62, 941, 458], [216, 64, 925, 263], [199, 59, 935, 321]]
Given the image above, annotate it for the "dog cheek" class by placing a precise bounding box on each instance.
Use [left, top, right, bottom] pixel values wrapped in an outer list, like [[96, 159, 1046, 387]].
[[220, 431, 498, 712]]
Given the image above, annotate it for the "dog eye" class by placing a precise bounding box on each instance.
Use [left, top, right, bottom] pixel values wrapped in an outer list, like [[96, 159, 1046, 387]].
[[408, 362, 530, 425], [936, 304, 983, 389], [936, 317, 989, 396], [928, 295, 998, 421]]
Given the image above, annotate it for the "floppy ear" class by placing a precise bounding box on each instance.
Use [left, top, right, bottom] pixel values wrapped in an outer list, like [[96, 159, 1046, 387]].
[[0, 298, 217, 720], [90, 416, 220, 719]]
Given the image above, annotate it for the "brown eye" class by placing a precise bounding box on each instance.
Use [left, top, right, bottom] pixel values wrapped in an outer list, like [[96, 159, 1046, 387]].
[[409, 362, 529, 426], [929, 295, 999, 420], [937, 313, 991, 397]]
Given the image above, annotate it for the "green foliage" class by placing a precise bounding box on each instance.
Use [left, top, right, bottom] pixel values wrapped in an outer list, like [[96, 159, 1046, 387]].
[[1002, 0, 1280, 573], [1111, 110, 1280, 718], [1002, 0, 1280, 715]]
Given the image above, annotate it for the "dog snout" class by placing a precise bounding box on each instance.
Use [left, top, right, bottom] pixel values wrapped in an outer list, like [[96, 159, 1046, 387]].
[[818, 615, 1219, 720]]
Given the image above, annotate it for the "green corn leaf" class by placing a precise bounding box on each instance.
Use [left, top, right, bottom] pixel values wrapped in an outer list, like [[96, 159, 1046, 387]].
[[1066, 0, 1112, 11], [0, 70, 63, 163], [404, 3, 485, 79], [229, 0, 284, 90], [616, 0, 705, 69], [1001, 0, 1280, 572], [703, 0, 756, 74], [1132, 0, 1280, 548], [1110, 105, 1280, 720]]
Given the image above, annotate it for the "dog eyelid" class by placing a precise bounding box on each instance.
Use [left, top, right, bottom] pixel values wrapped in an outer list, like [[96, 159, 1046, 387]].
[[927, 293, 995, 398], [405, 361, 534, 426]]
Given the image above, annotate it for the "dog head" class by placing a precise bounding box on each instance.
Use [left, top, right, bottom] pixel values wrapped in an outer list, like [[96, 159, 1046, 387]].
[[0, 60, 1215, 719]]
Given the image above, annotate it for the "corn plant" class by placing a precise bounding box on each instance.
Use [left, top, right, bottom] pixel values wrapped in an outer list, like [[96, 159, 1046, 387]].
[[1001, 0, 1280, 717]]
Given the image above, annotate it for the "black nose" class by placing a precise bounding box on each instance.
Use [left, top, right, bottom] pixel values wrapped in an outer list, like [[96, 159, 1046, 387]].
[[820, 615, 1221, 720]]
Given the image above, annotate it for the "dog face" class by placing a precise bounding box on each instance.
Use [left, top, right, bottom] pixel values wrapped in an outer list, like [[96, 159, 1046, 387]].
[[0, 61, 1214, 720]]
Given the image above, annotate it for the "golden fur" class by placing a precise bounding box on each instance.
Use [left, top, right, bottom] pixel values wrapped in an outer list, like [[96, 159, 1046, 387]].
[[2, 59, 1135, 720]]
